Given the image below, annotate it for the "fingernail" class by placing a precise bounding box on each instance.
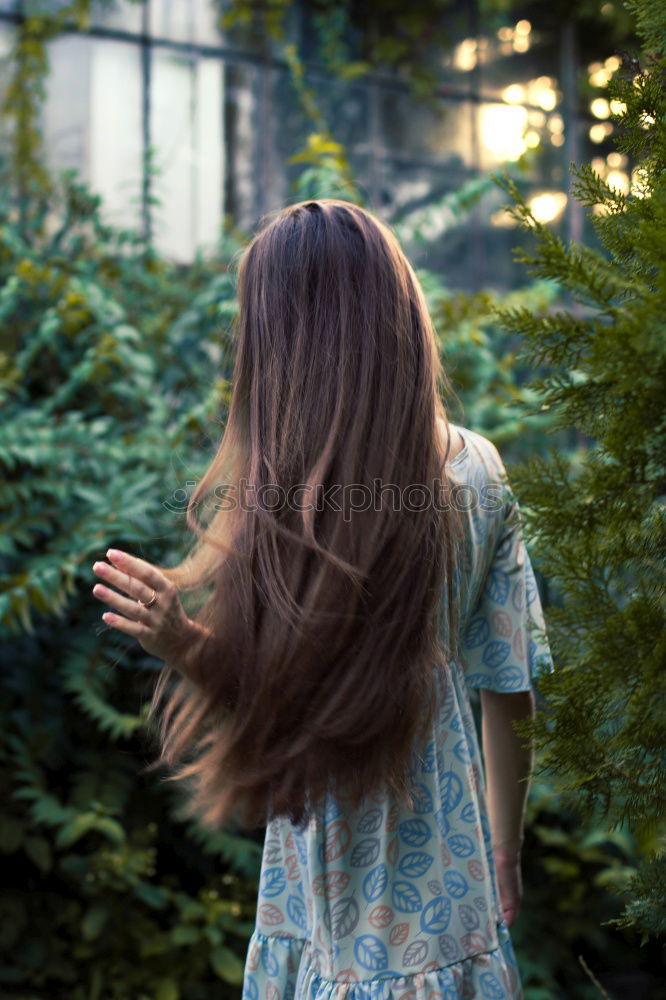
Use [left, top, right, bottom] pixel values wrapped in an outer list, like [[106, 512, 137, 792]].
[[107, 549, 122, 560]]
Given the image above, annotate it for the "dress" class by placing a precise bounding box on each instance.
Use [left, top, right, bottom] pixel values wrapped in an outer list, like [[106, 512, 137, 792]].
[[241, 425, 555, 1000]]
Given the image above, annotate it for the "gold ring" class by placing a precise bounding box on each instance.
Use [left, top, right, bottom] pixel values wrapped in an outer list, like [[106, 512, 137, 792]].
[[138, 589, 158, 609]]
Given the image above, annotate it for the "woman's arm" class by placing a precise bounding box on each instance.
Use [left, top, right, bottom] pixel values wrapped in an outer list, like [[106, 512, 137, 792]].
[[479, 687, 536, 926]]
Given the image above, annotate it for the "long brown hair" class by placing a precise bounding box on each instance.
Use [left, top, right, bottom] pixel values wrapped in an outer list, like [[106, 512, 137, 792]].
[[144, 199, 465, 832]]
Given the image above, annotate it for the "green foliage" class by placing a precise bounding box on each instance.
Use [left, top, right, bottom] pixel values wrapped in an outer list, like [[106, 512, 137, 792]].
[[0, 164, 263, 997], [488, 0, 666, 943]]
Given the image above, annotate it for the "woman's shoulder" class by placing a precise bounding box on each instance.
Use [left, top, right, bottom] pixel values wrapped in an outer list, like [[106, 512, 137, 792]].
[[449, 422, 505, 473]]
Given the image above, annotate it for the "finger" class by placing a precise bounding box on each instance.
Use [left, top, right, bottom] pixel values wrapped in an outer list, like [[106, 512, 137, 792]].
[[93, 561, 155, 605], [105, 549, 169, 594], [92, 583, 152, 622], [102, 611, 149, 638]]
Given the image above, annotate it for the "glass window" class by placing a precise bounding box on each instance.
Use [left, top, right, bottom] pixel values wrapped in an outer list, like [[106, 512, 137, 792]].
[[89, 39, 144, 232], [150, 47, 223, 260], [149, 0, 222, 46], [89, 0, 143, 35]]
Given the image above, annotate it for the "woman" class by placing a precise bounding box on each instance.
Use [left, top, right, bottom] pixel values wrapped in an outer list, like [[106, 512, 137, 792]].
[[92, 199, 553, 998]]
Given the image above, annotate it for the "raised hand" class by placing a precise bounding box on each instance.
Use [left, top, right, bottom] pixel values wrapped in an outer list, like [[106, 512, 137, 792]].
[[91, 548, 203, 667]]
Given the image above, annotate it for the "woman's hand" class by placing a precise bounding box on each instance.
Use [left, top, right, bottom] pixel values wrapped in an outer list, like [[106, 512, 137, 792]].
[[92, 548, 200, 666], [493, 845, 523, 929]]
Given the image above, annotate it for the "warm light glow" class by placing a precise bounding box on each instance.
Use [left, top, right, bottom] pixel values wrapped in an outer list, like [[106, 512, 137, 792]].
[[606, 151, 626, 167], [527, 77, 558, 111], [513, 35, 529, 53], [479, 104, 528, 162], [502, 83, 525, 104], [630, 167, 649, 199], [587, 61, 603, 74], [590, 98, 610, 118], [640, 113, 655, 128], [528, 191, 568, 223], [606, 169, 630, 195], [591, 157, 607, 176], [454, 38, 477, 71], [489, 208, 517, 228], [550, 133, 565, 147], [515, 20, 531, 34], [601, 3, 614, 14], [589, 68, 612, 87], [527, 109, 546, 127], [604, 55, 621, 71], [498, 26, 513, 40], [589, 123, 607, 143], [610, 99, 627, 115], [525, 130, 540, 148], [547, 113, 564, 133]]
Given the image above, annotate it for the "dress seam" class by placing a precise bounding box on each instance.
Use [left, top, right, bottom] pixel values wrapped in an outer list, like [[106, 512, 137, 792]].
[[251, 927, 509, 985]]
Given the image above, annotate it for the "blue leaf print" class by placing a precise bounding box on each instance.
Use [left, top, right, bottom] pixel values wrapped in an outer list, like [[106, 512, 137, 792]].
[[243, 972, 258, 1000], [293, 834, 307, 866], [398, 818, 432, 847], [261, 946, 279, 977], [434, 808, 450, 838], [452, 739, 472, 764], [330, 896, 359, 939], [351, 837, 380, 868], [480, 972, 506, 999], [496, 665, 527, 690], [439, 771, 463, 814], [486, 567, 509, 604], [465, 673, 489, 688], [443, 870, 468, 899], [357, 808, 383, 834], [260, 866, 286, 898], [410, 782, 434, 814], [448, 834, 475, 858], [419, 895, 452, 934], [482, 640, 511, 669], [463, 616, 489, 648], [459, 903, 480, 931], [449, 714, 462, 732], [323, 794, 341, 824], [420, 740, 436, 773], [392, 880, 422, 913], [440, 973, 461, 1000], [354, 934, 389, 972], [363, 864, 388, 902], [461, 802, 477, 824], [286, 894, 307, 932], [398, 851, 434, 878]]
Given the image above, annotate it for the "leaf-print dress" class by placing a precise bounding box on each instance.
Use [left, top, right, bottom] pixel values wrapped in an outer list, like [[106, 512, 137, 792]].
[[241, 425, 554, 1000]]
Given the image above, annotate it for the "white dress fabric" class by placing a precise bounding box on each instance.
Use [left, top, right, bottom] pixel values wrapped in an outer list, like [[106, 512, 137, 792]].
[[241, 425, 554, 1000]]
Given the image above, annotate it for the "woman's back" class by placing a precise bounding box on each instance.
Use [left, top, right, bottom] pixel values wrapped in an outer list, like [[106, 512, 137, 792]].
[[241, 424, 554, 1000]]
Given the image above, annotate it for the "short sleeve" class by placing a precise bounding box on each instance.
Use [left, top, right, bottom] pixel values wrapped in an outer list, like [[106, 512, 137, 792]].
[[458, 480, 554, 693]]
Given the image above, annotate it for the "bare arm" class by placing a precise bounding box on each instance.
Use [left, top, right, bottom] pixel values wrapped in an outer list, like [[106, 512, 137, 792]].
[[480, 687, 535, 854], [479, 687, 535, 925]]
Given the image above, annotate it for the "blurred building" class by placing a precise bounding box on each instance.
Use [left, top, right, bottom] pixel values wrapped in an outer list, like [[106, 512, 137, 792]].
[[0, 0, 624, 290]]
